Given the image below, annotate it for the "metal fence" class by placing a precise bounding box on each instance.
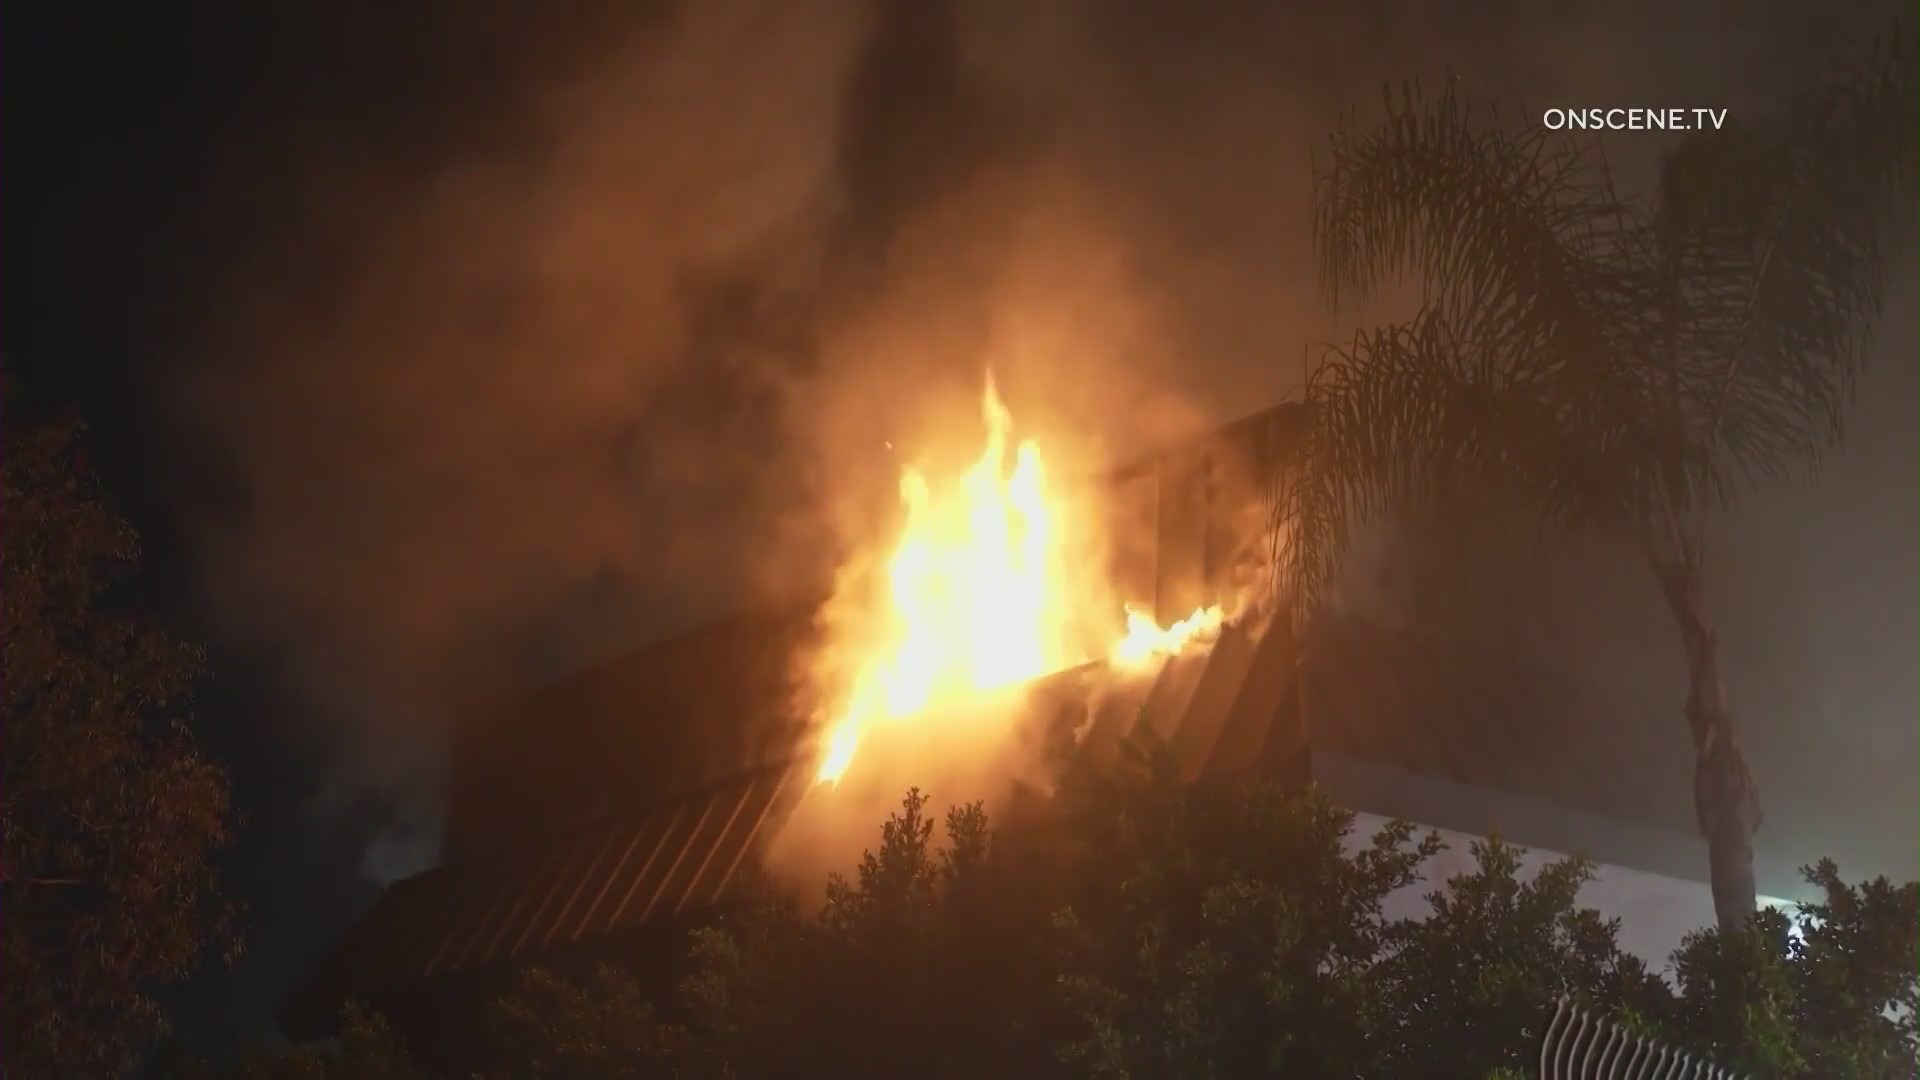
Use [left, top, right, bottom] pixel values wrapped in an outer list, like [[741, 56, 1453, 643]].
[[1541, 998, 1744, 1079]]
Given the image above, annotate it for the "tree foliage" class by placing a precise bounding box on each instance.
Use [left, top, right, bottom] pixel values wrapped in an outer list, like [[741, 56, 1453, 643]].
[[2, 405, 242, 1079], [490, 967, 691, 1080], [1047, 756, 1440, 1079], [1274, 27, 1917, 930], [179, 753, 1918, 1080], [1657, 862, 1920, 1079], [1284, 31, 1917, 598], [150, 1004, 419, 1080]]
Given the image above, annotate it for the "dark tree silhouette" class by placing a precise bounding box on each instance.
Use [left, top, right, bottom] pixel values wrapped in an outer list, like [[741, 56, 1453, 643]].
[[164, 764, 1919, 1079], [1278, 30, 1917, 930], [2, 402, 241, 1078]]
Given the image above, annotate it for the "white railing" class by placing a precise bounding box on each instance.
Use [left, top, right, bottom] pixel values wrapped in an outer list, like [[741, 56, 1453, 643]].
[[1540, 998, 1744, 1079]]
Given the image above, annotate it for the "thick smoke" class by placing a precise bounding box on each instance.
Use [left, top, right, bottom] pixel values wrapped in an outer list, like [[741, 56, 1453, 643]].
[[164, 0, 1914, 883]]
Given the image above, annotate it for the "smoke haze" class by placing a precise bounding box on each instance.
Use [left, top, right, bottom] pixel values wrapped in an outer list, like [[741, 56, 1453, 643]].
[[131, 0, 1916, 886]]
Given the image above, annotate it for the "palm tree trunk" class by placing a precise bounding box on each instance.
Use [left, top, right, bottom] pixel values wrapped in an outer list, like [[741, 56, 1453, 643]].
[[1654, 559, 1764, 932]]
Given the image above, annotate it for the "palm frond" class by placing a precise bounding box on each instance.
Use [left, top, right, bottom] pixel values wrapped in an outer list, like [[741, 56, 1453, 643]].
[[1660, 27, 1919, 498], [1286, 31, 1918, 606], [1276, 306, 1588, 611], [1287, 83, 1667, 611], [1314, 78, 1637, 382]]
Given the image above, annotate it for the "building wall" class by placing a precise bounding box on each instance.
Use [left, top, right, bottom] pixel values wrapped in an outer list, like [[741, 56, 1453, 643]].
[[1108, 402, 1299, 621], [1355, 812, 1797, 974]]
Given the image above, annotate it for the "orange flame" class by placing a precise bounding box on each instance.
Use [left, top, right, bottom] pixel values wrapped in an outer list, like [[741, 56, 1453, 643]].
[[815, 376, 1222, 786], [1110, 603, 1225, 669]]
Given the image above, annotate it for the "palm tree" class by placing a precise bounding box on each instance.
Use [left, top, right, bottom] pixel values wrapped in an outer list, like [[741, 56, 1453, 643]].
[[1278, 31, 1917, 931]]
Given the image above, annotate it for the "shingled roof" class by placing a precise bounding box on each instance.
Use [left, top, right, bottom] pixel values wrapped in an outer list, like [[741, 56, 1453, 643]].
[[283, 588, 1763, 1041], [442, 602, 819, 866], [283, 758, 807, 1033], [282, 397, 1784, 1041], [278, 608, 1311, 1038]]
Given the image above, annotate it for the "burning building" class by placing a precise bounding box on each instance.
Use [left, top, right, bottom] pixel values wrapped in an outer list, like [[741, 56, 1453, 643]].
[[280, 388, 1810, 1071]]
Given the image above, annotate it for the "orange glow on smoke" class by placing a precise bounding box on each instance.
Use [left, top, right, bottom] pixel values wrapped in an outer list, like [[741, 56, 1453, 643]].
[[814, 375, 1221, 786]]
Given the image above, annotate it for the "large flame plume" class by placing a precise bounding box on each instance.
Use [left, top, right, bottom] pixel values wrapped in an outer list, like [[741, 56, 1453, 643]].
[[814, 375, 1221, 786]]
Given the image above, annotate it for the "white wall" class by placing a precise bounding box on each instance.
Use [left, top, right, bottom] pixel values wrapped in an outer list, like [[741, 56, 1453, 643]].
[[1353, 812, 1797, 975]]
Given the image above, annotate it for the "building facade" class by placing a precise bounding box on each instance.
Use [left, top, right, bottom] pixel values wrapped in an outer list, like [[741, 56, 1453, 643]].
[[282, 401, 1803, 1070]]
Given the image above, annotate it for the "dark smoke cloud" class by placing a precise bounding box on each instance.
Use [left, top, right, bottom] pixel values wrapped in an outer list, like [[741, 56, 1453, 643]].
[[160, 0, 1913, 882]]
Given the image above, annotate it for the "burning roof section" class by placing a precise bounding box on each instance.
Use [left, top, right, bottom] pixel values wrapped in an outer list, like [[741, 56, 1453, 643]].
[[280, 600, 1308, 1038], [282, 394, 1750, 1039]]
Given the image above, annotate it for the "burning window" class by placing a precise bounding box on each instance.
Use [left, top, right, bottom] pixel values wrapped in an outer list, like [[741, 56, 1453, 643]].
[[1154, 447, 1213, 624], [1106, 464, 1158, 615]]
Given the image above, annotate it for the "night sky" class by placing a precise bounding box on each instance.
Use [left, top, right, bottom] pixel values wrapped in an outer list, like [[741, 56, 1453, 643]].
[[5, 6, 410, 1048], [6, 0, 1915, 1057]]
